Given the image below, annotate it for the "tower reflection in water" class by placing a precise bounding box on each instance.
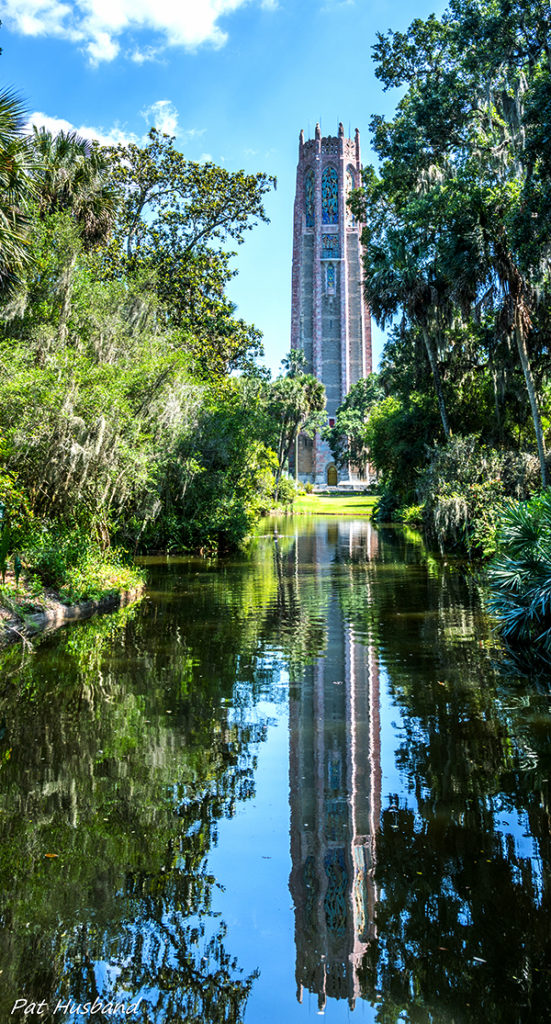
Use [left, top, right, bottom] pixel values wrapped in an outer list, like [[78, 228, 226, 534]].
[[287, 521, 381, 1012]]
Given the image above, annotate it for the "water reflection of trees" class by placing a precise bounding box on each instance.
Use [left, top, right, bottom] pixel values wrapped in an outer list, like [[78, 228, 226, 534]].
[[0, 562, 281, 1023], [271, 518, 551, 1022], [337, 524, 551, 1023]]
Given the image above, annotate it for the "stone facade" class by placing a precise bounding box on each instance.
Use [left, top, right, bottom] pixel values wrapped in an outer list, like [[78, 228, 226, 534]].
[[290, 123, 372, 486]]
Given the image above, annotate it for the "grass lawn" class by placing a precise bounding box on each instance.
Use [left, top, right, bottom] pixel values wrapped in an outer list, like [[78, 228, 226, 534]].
[[293, 493, 378, 516]]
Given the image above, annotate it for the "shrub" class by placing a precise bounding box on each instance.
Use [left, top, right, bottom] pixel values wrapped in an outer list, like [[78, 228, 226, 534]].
[[365, 393, 442, 506], [372, 488, 400, 522], [398, 503, 425, 525], [277, 476, 297, 507], [488, 490, 551, 656], [418, 436, 538, 557], [22, 523, 144, 602]]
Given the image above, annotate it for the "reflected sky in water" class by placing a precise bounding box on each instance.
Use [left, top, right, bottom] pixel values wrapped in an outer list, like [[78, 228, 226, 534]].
[[1, 518, 551, 1023]]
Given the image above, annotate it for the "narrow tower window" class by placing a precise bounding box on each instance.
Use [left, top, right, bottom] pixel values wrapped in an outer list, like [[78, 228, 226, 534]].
[[304, 168, 314, 227], [322, 234, 340, 258], [346, 167, 356, 225], [322, 167, 338, 224]]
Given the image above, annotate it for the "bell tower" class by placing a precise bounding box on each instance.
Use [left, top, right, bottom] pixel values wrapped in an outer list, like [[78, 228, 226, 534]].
[[290, 122, 372, 486]]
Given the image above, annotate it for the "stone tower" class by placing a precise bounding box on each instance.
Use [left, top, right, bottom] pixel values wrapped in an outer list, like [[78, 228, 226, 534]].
[[290, 123, 372, 486]]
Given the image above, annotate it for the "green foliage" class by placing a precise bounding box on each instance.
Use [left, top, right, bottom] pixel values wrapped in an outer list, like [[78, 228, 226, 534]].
[[372, 488, 401, 523], [488, 489, 551, 656], [324, 374, 384, 474], [30, 127, 118, 249], [0, 89, 35, 293], [22, 523, 144, 602], [365, 393, 442, 504], [419, 436, 538, 556], [0, 185, 281, 563], [276, 476, 297, 507], [356, 0, 551, 486], [102, 129, 275, 377], [265, 355, 326, 499], [0, 524, 9, 583], [398, 503, 424, 525], [0, 463, 32, 545]]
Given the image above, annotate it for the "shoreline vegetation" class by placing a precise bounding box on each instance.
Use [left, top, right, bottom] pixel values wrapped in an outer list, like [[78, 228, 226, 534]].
[[0, 576, 144, 647]]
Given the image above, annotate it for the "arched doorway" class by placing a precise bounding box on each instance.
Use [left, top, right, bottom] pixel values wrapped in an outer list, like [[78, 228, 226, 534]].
[[327, 464, 338, 487]]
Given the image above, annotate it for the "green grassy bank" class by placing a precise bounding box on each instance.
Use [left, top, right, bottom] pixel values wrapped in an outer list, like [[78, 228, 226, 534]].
[[293, 493, 378, 516]]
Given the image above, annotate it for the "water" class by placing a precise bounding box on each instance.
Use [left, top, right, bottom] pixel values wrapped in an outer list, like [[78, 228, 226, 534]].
[[1, 518, 550, 1023]]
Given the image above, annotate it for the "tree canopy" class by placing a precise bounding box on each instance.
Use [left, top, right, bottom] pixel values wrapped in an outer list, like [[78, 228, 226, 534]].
[[351, 0, 551, 486]]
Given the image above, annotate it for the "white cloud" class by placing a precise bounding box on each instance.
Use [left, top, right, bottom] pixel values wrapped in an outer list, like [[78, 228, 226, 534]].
[[87, 30, 120, 64], [25, 111, 138, 146], [25, 105, 206, 151], [129, 44, 162, 63], [141, 99, 179, 136], [198, 152, 213, 164], [0, 0, 277, 63]]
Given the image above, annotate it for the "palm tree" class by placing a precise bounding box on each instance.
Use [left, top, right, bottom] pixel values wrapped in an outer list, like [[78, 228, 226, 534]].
[[0, 88, 34, 292], [358, 195, 454, 441], [31, 127, 118, 248]]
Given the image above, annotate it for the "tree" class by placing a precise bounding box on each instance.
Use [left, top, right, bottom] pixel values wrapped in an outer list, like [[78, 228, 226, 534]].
[[324, 374, 384, 475], [266, 355, 326, 499], [0, 89, 34, 292], [102, 130, 275, 375], [30, 127, 119, 249], [357, 0, 551, 484]]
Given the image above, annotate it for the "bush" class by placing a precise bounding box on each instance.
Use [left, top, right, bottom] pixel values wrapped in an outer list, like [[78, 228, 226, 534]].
[[22, 523, 144, 602], [365, 393, 442, 505], [488, 490, 551, 656], [277, 476, 297, 507], [418, 436, 538, 557], [372, 488, 401, 522], [398, 503, 424, 525]]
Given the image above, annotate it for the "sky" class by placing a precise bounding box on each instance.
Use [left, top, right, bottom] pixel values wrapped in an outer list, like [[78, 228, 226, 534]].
[[0, 0, 444, 376]]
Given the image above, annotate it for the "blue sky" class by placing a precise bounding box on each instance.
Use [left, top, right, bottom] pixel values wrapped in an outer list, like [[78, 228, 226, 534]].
[[0, 0, 443, 375]]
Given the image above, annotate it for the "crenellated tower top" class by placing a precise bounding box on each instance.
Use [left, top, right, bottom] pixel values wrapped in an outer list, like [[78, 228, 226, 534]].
[[298, 124, 361, 164]]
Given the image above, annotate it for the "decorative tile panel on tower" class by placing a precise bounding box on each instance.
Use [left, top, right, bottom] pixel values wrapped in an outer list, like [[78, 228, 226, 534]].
[[290, 123, 372, 486]]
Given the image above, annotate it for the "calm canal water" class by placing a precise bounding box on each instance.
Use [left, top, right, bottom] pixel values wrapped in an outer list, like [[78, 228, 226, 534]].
[[1, 518, 550, 1023]]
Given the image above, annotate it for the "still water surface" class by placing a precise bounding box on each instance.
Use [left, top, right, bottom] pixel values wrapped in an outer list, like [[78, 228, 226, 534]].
[[1, 518, 550, 1023]]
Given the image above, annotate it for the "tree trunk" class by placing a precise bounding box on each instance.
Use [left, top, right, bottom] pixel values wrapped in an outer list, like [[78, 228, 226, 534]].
[[59, 251, 77, 345], [491, 365, 503, 443], [421, 327, 451, 440], [273, 431, 286, 502], [514, 323, 548, 486]]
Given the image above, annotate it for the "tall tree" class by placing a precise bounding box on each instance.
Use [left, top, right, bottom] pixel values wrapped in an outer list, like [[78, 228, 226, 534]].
[[0, 89, 34, 292], [31, 127, 118, 248], [351, 166, 455, 441], [102, 130, 275, 375], [358, 0, 551, 483]]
